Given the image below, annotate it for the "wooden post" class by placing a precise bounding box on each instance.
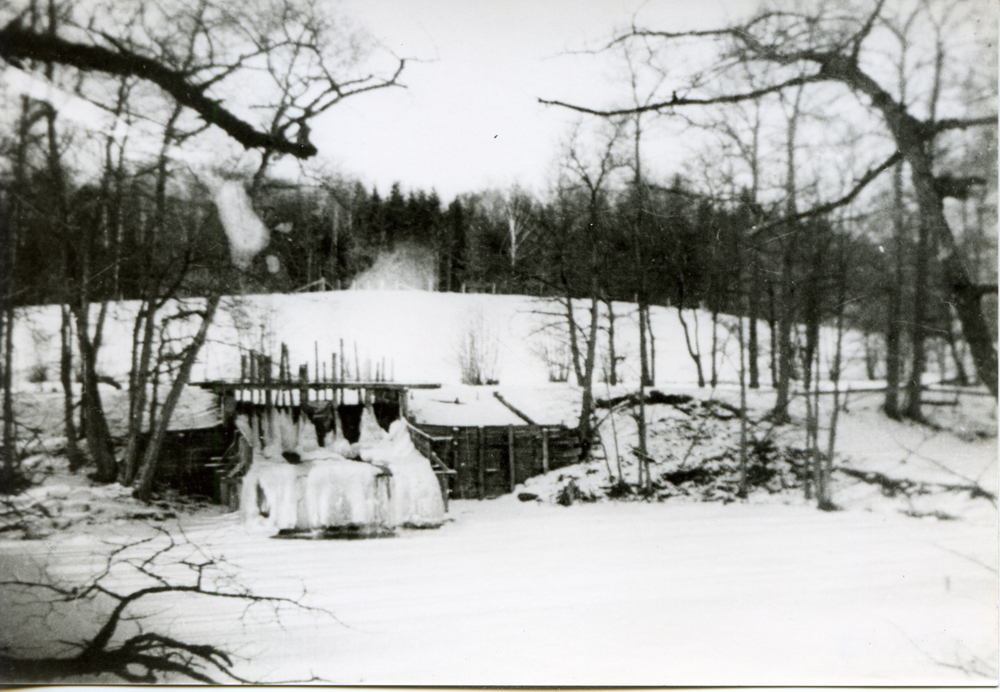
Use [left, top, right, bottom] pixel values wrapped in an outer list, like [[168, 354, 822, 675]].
[[456, 428, 464, 500], [477, 426, 485, 500], [340, 339, 346, 381], [263, 355, 273, 439], [541, 428, 550, 474], [508, 424, 516, 492], [354, 342, 361, 381], [298, 364, 309, 405], [240, 354, 247, 382], [332, 354, 337, 382], [398, 389, 408, 420], [314, 341, 319, 383]]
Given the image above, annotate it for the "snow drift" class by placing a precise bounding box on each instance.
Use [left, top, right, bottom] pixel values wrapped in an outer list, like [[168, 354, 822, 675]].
[[240, 407, 444, 534]]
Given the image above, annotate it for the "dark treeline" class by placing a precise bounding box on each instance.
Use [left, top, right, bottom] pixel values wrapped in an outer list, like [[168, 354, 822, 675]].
[[1, 168, 974, 373]]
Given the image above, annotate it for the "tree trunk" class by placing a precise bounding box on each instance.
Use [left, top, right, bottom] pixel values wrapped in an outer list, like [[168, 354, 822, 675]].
[[133, 294, 221, 501], [748, 258, 760, 389], [944, 316, 970, 386], [577, 283, 601, 460], [60, 305, 83, 471], [710, 309, 719, 388], [605, 298, 618, 386], [767, 281, 778, 388], [828, 58, 997, 397], [2, 301, 16, 490], [884, 161, 906, 418], [904, 213, 930, 419], [676, 302, 705, 388], [772, 235, 796, 422], [119, 299, 157, 485], [73, 301, 117, 483], [563, 294, 584, 387]]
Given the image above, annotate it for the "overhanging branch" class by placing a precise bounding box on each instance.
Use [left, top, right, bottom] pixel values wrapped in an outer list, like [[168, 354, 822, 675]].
[[0, 19, 317, 159], [751, 150, 902, 240], [930, 115, 998, 136], [538, 72, 826, 117]]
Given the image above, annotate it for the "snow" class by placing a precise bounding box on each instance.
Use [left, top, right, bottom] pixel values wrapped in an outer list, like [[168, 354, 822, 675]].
[[0, 289, 995, 685], [2, 496, 992, 685]]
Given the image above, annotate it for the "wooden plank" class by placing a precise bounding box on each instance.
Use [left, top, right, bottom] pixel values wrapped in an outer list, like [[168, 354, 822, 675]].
[[477, 426, 485, 501], [542, 427, 549, 474], [493, 392, 538, 425], [508, 424, 516, 492]]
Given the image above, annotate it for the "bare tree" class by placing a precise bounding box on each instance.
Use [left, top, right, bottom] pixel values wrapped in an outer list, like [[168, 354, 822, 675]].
[[0, 0, 406, 493], [541, 0, 999, 399], [555, 119, 628, 458]]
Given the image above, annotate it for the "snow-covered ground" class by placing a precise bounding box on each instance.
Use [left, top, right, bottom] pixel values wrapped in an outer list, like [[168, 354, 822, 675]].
[[1, 486, 995, 685], [1, 289, 996, 685]]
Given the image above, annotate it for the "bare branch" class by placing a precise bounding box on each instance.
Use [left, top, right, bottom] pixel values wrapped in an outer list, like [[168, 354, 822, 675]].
[[752, 150, 903, 240], [0, 18, 316, 158], [930, 115, 998, 136], [539, 72, 826, 117]]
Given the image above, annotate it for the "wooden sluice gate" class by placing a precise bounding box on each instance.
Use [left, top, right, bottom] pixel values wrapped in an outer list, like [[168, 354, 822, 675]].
[[191, 343, 447, 510]]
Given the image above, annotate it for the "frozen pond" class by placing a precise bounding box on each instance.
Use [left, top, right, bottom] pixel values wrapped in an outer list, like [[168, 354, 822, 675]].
[[5, 495, 991, 685]]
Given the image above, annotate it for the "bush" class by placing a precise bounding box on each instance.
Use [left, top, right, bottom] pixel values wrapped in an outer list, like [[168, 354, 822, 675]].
[[26, 364, 48, 384], [456, 311, 500, 385]]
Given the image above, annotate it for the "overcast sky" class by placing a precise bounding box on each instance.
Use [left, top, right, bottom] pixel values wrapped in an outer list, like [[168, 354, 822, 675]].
[[311, 0, 748, 201]]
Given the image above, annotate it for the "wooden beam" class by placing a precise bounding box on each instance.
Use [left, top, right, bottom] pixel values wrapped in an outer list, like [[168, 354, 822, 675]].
[[190, 381, 441, 392], [493, 392, 538, 425]]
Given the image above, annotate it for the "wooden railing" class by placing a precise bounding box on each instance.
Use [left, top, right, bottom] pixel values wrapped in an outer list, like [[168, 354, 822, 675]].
[[406, 421, 456, 511]]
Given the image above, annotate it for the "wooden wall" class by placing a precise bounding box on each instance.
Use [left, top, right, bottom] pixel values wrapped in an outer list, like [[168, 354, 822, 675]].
[[410, 423, 582, 499]]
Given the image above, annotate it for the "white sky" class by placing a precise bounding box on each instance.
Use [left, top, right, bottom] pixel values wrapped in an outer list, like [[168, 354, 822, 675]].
[[3, 0, 989, 206], [310, 0, 751, 201]]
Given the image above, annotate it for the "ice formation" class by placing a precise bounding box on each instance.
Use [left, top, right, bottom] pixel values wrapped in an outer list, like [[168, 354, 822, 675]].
[[214, 181, 270, 270], [240, 406, 444, 534]]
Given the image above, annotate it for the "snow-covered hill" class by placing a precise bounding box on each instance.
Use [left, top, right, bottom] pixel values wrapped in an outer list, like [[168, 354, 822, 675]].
[[10, 289, 882, 390]]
